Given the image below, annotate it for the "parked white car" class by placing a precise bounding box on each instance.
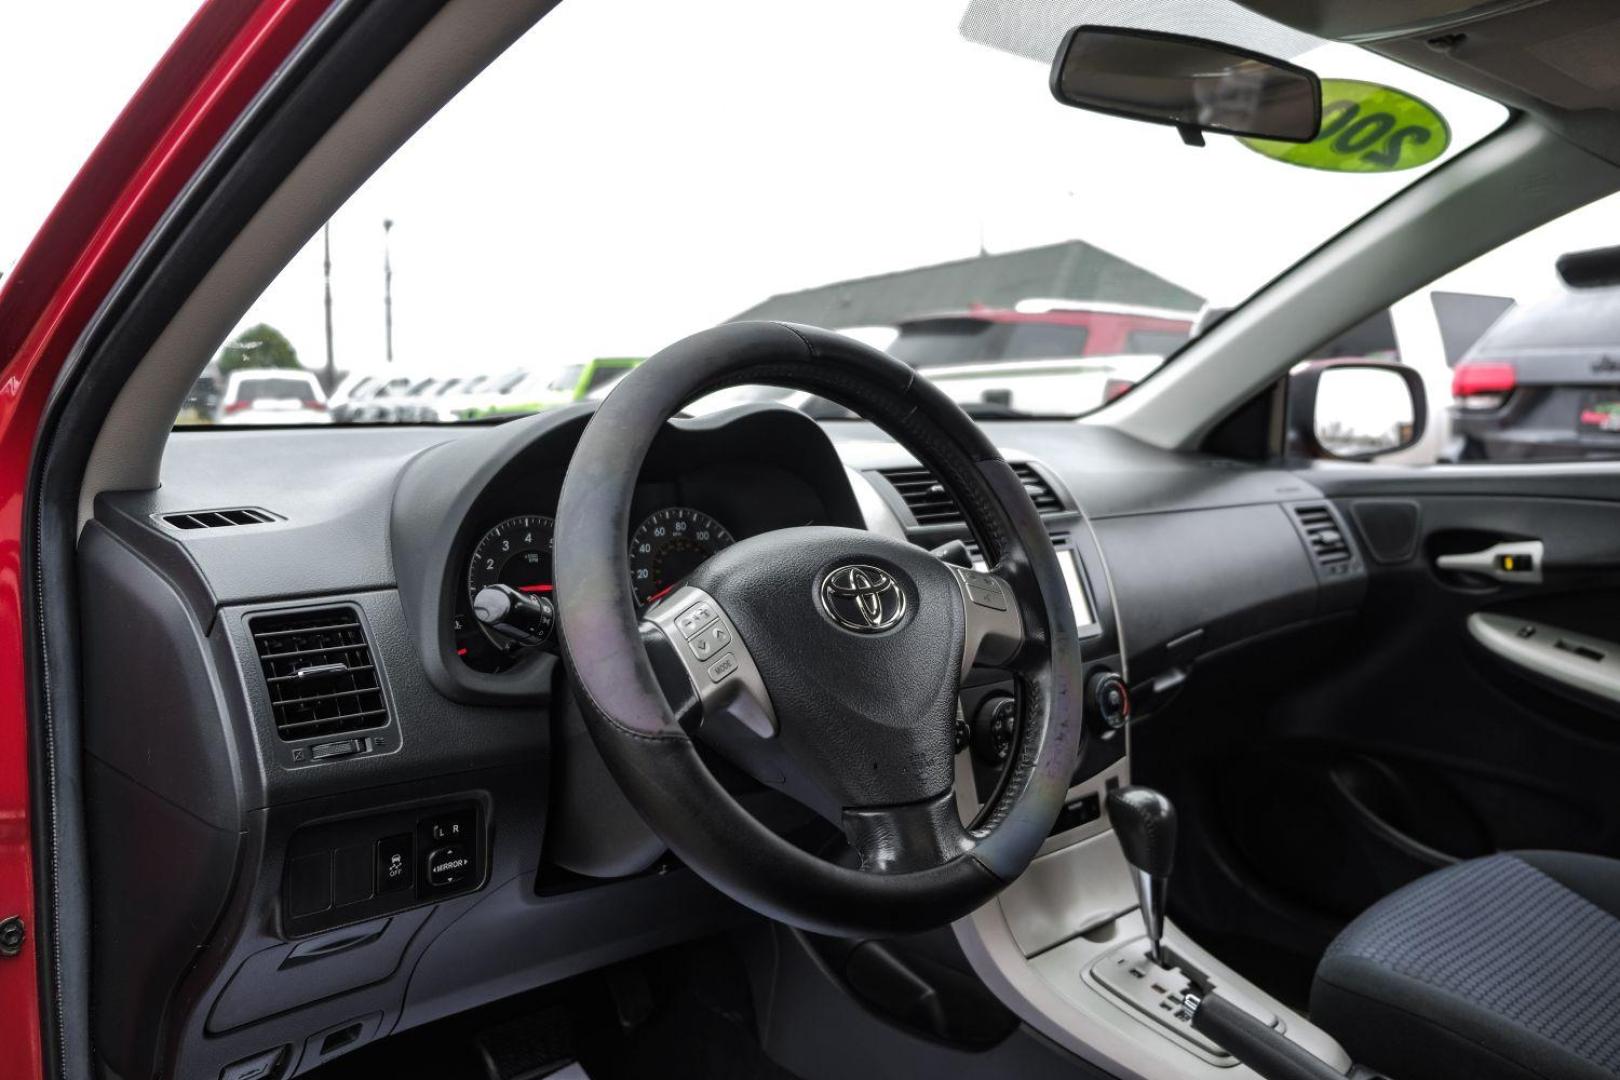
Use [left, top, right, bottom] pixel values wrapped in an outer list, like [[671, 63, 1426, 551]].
[[215, 369, 330, 425]]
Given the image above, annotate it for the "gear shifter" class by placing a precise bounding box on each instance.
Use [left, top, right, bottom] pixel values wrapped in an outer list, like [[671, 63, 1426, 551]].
[[1106, 785, 1177, 967]]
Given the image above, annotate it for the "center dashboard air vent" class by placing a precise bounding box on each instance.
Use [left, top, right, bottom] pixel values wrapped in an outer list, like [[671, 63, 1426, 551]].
[[1009, 461, 1064, 513], [250, 607, 388, 741], [879, 466, 962, 525], [1290, 503, 1353, 568], [878, 461, 1064, 526]]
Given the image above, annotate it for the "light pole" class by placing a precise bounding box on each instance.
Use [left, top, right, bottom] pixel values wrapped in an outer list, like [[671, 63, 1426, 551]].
[[382, 218, 394, 364], [322, 223, 336, 394]]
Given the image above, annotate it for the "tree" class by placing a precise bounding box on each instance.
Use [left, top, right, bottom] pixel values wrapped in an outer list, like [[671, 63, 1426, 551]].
[[217, 323, 300, 375]]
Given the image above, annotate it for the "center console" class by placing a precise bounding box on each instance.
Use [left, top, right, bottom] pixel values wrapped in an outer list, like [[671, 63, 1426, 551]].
[[856, 452, 1354, 1079]]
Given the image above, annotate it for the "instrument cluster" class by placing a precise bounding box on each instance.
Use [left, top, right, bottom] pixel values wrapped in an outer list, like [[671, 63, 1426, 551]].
[[454, 506, 736, 672]]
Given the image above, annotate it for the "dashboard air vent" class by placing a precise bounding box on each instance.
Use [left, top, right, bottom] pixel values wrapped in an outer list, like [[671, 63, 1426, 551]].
[[250, 608, 387, 741], [879, 466, 964, 526], [880, 460, 1064, 526], [161, 506, 278, 530], [1009, 461, 1064, 513], [1291, 504, 1352, 566]]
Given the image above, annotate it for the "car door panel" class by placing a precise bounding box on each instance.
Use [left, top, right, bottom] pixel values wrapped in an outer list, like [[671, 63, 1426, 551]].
[[1145, 470, 1620, 1000]]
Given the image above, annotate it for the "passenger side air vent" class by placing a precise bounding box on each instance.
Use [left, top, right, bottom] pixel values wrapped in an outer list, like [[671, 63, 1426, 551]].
[[250, 608, 388, 741], [1290, 504, 1352, 566], [160, 506, 278, 530], [879, 467, 964, 526], [1009, 461, 1064, 513]]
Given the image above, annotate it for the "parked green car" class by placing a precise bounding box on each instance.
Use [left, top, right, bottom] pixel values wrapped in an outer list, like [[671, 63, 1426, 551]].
[[470, 357, 642, 419]]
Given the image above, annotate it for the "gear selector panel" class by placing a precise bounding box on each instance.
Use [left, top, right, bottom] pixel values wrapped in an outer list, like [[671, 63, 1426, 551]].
[[1089, 940, 1282, 1066]]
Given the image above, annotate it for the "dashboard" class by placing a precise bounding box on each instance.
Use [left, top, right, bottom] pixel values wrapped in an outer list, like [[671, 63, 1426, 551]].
[[79, 401, 1364, 1080]]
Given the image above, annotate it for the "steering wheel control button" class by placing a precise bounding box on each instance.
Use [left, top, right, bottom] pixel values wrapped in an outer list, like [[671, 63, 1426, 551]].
[[426, 844, 473, 887], [951, 566, 1023, 669], [819, 564, 908, 633], [643, 586, 778, 738], [973, 695, 1018, 765], [376, 834, 414, 894], [967, 584, 1008, 611], [674, 601, 718, 638], [687, 622, 732, 661], [959, 569, 1010, 611], [706, 652, 738, 683]]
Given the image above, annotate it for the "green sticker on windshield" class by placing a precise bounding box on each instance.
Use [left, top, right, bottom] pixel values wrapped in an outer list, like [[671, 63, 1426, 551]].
[[1240, 79, 1450, 173]]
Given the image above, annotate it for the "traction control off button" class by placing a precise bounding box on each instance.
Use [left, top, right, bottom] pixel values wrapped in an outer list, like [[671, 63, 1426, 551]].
[[377, 834, 413, 894]]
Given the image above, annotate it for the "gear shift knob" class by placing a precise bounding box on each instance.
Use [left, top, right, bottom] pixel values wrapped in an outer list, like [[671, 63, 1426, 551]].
[[1107, 786, 1177, 966]]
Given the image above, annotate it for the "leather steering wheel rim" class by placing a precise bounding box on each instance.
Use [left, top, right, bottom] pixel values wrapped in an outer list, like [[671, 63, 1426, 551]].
[[554, 321, 1084, 936]]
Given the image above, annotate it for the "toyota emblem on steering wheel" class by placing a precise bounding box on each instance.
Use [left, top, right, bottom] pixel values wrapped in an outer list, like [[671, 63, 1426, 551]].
[[819, 564, 908, 633]]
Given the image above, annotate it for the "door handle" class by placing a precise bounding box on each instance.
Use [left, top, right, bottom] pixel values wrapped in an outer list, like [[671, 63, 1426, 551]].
[[1435, 539, 1543, 584]]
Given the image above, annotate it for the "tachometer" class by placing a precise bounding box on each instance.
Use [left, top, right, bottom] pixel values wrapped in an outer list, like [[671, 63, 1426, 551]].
[[467, 514, 556, 603], [629, 507, 735, 605]]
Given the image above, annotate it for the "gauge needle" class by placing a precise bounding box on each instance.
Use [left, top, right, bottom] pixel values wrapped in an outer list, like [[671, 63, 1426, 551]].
[[646, 583, 677, 603], [520, 583, 554, 593]]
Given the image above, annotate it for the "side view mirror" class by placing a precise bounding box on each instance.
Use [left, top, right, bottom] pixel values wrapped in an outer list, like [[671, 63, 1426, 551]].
[[1050, 26, 1321, 146], [1289, 360, 1427, 461]]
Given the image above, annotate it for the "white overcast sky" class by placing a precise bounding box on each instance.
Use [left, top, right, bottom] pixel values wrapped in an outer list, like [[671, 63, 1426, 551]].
[[4, 0, 1618, 384]]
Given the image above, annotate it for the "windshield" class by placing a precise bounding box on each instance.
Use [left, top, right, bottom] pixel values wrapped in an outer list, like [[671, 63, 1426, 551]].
[[177, 0, 1505, 427]]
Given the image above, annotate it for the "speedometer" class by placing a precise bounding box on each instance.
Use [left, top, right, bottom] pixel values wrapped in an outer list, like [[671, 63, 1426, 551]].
[[629, 507, 735, 605], [467, 514, 556, 602]]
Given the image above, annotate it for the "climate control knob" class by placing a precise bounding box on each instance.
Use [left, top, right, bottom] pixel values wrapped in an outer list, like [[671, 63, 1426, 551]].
[[1088, 670, 1130, 734]]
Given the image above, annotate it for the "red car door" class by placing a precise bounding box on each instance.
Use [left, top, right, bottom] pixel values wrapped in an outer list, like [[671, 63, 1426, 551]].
[[0, 2, 335, 1075]]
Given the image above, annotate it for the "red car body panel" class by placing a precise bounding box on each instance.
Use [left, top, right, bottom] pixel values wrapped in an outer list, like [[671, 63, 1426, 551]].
[[0, 1, 333, 1073]]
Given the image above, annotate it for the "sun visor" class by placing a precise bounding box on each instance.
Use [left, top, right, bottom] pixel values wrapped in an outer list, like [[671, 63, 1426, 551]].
[[1232, 0, 1549, 44], [958, 0, 1320, 65]]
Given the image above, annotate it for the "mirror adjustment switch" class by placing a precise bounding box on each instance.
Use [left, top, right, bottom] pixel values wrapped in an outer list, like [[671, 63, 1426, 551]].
[[427, 809, 474, 843], [426, 843, 474, 887]]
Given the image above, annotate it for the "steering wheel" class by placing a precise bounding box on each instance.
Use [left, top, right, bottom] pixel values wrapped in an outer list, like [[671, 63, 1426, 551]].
[[553, 322, 1084, 936]]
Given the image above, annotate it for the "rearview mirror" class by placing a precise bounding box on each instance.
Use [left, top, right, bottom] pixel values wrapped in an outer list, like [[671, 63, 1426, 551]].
[[1050, 26, 1321, 145]]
